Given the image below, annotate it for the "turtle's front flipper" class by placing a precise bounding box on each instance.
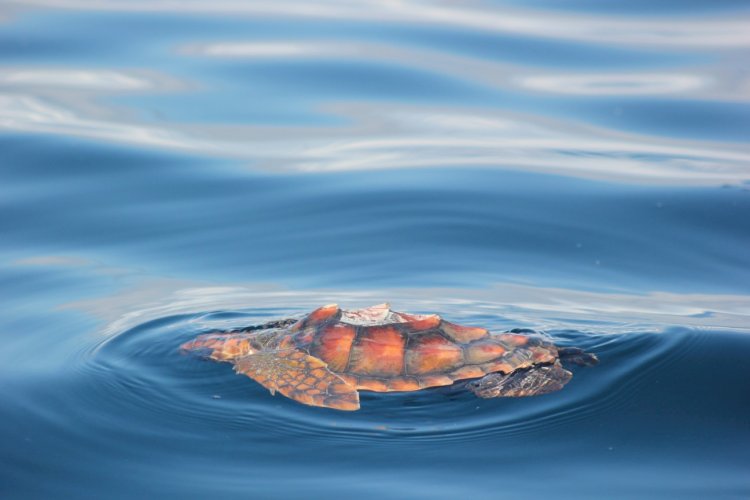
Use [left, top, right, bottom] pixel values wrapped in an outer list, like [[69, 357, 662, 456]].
[[234, 349, 360, 411], [467, 361, 572, 398], [181, 333, 254, 360]]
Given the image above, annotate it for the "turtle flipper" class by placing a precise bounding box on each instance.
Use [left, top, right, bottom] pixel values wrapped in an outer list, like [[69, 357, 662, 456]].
[[181, 333, 254, 361], [234, 349, 360, 411], [467, 361, 572, 398]]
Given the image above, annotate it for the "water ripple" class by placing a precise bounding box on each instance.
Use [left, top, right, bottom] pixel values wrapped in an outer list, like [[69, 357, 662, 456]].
[[64, 305, 712, 450], [11, 1, 750, 48]]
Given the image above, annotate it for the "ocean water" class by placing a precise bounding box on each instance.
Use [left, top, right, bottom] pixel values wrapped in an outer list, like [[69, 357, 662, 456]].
[[1, 1, 750, 498]]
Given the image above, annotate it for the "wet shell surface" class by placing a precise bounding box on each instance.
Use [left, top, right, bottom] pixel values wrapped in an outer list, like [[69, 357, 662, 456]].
[[288, 303, 558, 393]]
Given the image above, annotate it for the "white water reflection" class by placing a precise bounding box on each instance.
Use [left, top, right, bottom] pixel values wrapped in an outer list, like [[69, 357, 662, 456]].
[[2, 0, 749, 187], [61, 274, 750, 337], [186, 41, 749, 101], [516, 73, 708, 96], [11, 0, 750, 48], [0, 94, 197, 151], [1, 92, 749, 185], [0, 69, 151, 90], [189, 42, 338, 58]]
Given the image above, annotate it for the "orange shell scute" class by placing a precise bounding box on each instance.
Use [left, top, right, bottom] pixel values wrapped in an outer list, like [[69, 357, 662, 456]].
[[498, 333, 529, 346], [450, 365, 486, 380], [418, 374, 455, 388], [399, 312, 441, 331], [356, 377, 389, 392], [465, 341, 506, 364], [349, 326, 405, 376], [406, 333, 463, 375], [482, 360, 515, 374], [291, 304, 340, 332], [532, 347, 556, 363], [312, 323, 356, 372], [308, 304, 341, 323], [387, 377, 421, 392], [441, 321, 489, 343]]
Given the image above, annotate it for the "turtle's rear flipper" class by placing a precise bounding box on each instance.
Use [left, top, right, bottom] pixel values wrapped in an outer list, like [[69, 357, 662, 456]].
[[558, 347, 599, 367], [467, 361, 572, 398], [234, 349, 360, 411]]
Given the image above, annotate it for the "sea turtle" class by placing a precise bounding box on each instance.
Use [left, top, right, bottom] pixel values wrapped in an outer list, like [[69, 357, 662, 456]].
[[180, 303, 597, 411]]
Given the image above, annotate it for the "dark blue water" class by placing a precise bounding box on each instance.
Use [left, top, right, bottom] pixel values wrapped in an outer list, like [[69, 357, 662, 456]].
[[2, 2, 750, 499]]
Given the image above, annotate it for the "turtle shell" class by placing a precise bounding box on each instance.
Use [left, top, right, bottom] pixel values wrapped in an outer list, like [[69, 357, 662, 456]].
[[288, 303, 558, 393]]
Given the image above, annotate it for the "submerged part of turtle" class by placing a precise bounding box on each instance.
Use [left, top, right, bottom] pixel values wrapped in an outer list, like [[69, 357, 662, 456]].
[[180, 304, 597, 411]]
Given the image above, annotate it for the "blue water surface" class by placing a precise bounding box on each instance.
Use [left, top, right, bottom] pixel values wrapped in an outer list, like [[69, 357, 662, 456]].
[[1, 1, 749, 499]]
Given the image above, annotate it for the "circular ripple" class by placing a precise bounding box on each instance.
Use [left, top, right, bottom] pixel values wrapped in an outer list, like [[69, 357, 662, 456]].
[[61, 307, 708, 449]]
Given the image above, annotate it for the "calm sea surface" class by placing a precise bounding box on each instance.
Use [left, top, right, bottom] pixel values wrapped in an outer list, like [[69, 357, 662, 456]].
[[1, 1, 750, 499]]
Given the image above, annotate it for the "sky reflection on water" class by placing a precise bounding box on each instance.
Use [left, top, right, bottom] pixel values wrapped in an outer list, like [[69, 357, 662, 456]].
[[1, 1, 749, 185], [2, 1, 750, 498]]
